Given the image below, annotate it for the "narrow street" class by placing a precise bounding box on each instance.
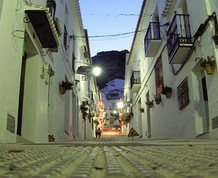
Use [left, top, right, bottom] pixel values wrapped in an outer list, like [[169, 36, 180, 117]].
[[1, 138, 218, 178]]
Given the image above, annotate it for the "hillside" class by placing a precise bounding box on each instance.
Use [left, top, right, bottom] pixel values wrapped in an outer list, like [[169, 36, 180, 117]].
[[92, 50, 128, 89]]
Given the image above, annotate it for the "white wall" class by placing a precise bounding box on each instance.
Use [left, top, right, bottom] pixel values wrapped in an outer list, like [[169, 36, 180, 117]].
[[0, 1, 24, 143], [125, 0, 218, 139], [0, 0, 94, 143]]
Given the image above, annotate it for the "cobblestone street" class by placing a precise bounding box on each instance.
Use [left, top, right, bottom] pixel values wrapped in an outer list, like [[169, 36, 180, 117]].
[[1, 138, 218, 178]]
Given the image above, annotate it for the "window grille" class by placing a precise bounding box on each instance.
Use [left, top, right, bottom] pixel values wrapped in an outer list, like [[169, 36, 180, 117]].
[[177, 77, 189, 110]]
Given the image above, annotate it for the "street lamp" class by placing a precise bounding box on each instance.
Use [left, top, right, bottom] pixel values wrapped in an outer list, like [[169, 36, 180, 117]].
[[76, 65, 101, 139], [92, 66, 101, 76], [117, 101, 124, 109], [77, 66, 101, 77]]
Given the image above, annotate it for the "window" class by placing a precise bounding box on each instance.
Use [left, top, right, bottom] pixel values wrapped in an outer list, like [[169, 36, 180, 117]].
[[155, 55, 164, 94], [72, 53, 75, 72], [177, 77, 189, 110], [63, 25, 69, 49], [107, 90, 120, 100]]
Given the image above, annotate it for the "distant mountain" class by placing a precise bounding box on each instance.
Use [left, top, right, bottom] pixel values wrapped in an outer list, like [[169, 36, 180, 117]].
[[92, 50, 129, 89]]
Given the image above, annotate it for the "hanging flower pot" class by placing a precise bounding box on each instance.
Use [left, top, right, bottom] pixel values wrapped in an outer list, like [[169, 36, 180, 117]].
[[199, 56, 216, 75], [146, 101, 153, 108], [59, 80, 73, 94], [204, 64, 215, 75], [161, 86, 172, 98], [140, 108, 144, 113], [154, 94, 161, 105], [93, 119, 99, 126], [59, 86, 66, 94], [80, 101, 89, 118]]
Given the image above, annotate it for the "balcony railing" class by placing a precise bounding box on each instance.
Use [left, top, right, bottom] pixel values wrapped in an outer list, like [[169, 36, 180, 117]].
[[167, 14, 193, 63], [144, 22, 161, 57], [46, 0, 56, 20], [130, 71, 141, 93]]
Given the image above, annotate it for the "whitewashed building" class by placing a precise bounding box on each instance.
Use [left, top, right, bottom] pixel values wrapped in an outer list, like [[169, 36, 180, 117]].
[[124, 0, 218, 139], [100, 79, 124, 127], [0, 0, 98, 143]]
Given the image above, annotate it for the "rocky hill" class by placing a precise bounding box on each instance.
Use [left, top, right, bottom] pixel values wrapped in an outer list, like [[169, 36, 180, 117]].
[[92, 50, 128, 89]]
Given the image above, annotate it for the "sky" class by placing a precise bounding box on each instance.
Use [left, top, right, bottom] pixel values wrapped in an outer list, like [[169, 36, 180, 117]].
[[79, 0, 143, 57]]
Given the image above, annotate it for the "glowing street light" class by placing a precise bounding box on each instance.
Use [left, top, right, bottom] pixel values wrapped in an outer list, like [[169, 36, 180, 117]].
[[113, 110, 118, 114], [92, 66, 101, 76], [77, 66, 101, 77], [117, 101, 124, 109]]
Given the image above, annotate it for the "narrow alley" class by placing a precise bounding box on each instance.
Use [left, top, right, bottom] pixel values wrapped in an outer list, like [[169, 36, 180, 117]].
[[1, 0, 218, 177], [1, 138, 218, 178]]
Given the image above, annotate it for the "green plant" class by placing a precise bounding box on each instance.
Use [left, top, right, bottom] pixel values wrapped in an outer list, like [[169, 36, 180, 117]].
[[161, 86, 172, 98], [146, 101, 153, 108], [60, 80, 73, 90], [154, 94, 161, 104], [93, 119, 99, 125], [199, 56, 215, 67]]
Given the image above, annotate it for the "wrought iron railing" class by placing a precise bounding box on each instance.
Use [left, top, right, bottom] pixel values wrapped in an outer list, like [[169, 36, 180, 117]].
[[167, 14, 192, 58], [46, 0, 56, 20], [144, 22, 161, 54], [130, 71, 141, 89]]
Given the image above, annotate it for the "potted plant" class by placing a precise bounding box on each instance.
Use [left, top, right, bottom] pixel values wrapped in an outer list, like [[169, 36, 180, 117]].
[[59, 85, 66, 94], [93, 119, 99, 126], [161, 86, 172, 98], [154, 94, 161, 104], [59, 80, 73, 94], [140, 108, 144, 113], [121, 112, 133, 125], [199, 56, 216, 75], [122, 118, 130, 125], [48, 135, 55, 142], [146, 101, 153, 108]]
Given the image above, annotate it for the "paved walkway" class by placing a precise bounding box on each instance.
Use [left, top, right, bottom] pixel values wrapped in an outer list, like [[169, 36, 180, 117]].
[[0, 138, 218, 177]]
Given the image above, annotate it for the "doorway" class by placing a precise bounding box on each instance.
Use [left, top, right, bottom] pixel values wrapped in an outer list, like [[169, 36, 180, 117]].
[[201, 76, 209, 132], [17, 32, 38, 140], [72, 93, 78, 139], [17, 50, 27, 136], [146, 91, 151, 138]]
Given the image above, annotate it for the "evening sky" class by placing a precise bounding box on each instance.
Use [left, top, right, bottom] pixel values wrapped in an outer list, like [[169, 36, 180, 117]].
[[79, 0, 143, 56]]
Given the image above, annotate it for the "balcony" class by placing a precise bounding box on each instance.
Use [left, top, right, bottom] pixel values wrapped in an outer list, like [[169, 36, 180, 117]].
[[25, 9, 59, 50], [130, 71, 141, 93], [167, 14, 193, 64], [144, 22, 161, 57]]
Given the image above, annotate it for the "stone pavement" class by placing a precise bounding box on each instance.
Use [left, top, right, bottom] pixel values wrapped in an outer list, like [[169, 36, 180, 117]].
[[1, 137, 218, 178]]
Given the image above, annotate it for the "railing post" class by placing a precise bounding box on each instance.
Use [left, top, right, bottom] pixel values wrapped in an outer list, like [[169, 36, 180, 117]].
[[46, 0, 56, 20]]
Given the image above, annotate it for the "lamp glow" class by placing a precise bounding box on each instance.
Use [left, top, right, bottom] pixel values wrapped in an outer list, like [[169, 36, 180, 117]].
[[117, 101, 124, 109], [93, 66, 101, 76]]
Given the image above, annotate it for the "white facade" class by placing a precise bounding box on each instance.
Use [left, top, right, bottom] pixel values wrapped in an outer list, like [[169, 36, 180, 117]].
[[101, 79, 124, 126], [0, 0, 98, 143], [124, 0, 218, 139]]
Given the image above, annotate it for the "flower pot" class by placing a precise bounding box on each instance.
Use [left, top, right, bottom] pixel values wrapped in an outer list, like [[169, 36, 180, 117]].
[[165, 91, 172, 98], [162, 86, 172, 99], [154, 95, 161, 104], [48, 135, 55, 142], [146, 101, 153, 108], [204, 64, 214, 75], [59, 86, 66, 94], [140, 108, 144, 113], [155, 98, 161, 105]]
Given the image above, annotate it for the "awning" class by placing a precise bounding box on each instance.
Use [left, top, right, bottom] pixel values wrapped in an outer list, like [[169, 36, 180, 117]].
[[25, 3, 60, 49]]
